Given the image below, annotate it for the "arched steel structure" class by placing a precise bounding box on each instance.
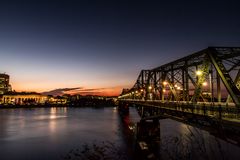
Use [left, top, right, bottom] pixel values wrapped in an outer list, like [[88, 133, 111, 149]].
[[119, 47, 240, 107]]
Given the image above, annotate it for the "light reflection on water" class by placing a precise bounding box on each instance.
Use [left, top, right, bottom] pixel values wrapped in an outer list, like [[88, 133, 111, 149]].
[[0, 107, 123, 160], [160, 119, 240, 160]]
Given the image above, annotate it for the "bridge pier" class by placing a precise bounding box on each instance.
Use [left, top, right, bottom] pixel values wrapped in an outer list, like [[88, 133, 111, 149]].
[[118, 102, 161, 159], [118, 101, 129, 115], [135, 119, 160, 160], [136, 119, 160, 144]]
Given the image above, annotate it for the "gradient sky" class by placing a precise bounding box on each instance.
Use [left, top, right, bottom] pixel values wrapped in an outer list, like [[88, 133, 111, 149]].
[[0, 0, 240, 96]]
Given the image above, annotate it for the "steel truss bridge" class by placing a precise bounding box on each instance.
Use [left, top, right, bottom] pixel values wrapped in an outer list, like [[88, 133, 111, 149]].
[[118, 47, 240, 137]]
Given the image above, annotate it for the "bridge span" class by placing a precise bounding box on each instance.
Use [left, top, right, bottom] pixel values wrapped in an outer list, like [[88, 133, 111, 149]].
[[118, 47, 240, 145], [119, 47, 240, 106]]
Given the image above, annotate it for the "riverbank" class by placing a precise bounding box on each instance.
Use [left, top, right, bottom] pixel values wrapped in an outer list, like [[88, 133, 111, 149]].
[[0, 98, 116, 109], [0, 103, 115, 109]]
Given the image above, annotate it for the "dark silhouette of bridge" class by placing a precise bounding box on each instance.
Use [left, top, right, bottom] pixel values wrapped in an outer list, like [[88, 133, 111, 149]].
[[118, 47, 240, 144]]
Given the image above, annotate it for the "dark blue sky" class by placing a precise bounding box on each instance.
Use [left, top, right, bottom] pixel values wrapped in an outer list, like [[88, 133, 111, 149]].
[[0, 0, 240, 95]]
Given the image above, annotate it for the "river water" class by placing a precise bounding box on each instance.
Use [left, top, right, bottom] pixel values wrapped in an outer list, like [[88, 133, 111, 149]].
[[0, 107, 240, 160]]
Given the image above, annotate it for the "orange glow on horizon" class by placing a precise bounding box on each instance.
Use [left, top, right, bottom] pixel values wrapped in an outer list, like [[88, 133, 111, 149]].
[[9, 73, 133, 96], [65, 86, 123, 96], [12, 81, 125, 96]]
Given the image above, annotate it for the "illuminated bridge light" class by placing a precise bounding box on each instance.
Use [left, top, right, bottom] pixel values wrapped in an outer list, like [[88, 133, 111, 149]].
[[163, 81, 168, 85], [196, 70, 202, 76], [148, 86, 152, 90], [202, 82, 207, 86]]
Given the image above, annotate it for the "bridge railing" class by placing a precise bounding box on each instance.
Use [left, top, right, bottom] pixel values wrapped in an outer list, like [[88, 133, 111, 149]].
[[119, 99, 240, 120]]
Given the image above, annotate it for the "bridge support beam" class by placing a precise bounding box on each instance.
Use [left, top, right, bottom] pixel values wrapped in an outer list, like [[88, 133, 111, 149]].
[[217, 72, 221, 103], [208, 51, 240, 106]]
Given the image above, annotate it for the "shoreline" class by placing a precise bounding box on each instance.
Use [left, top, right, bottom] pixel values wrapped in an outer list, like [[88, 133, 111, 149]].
[[0, 104, 115, 109]]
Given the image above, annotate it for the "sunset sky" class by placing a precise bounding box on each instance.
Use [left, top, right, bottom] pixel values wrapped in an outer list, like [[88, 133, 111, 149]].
[[0, 0, 240, 96]]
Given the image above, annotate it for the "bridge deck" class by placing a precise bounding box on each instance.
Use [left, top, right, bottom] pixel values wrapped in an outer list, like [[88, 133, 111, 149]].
[[120, 99, 240, 123]]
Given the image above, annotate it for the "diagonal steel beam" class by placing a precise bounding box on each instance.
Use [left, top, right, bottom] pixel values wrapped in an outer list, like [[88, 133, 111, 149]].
[[227, 69, 240, 103], [208, 48, 240, 106]]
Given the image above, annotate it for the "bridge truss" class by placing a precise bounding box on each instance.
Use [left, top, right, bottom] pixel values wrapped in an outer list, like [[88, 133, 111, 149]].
[[119, 47, 240, 107]]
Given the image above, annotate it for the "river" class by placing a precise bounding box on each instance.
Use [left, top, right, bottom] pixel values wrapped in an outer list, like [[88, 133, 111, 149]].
[[0, 107, 240, 160]]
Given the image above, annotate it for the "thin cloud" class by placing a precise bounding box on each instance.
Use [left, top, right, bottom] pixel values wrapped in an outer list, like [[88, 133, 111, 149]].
[[75, 88, 106, 92], [66, 87, 122, 96], [41, 87, 81, 96], [42, 86, 123, 96]]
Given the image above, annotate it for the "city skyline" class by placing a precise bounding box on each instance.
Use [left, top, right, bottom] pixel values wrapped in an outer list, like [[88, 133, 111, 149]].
[[0, 0, 240, 96]]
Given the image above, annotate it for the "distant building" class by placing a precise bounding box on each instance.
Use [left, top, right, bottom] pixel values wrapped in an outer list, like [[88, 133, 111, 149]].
[[48, 96, 67, 104], [0, 73, 12, 94], [1, 92, 48, 105]]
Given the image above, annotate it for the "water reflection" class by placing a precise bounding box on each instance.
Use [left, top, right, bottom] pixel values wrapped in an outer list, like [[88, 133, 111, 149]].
[[160, 119, 240, 160], [49, 117, 57, 134], [0, 107, 240, 160], [0, 107, 127, 160]]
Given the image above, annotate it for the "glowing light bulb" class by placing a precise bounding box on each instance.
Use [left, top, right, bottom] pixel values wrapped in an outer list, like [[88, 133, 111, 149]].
[[202, 82, 207, 86], [163, 81, 168, 85], [196, 70, 202, 76]]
